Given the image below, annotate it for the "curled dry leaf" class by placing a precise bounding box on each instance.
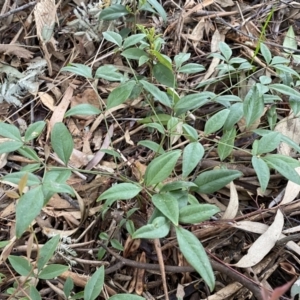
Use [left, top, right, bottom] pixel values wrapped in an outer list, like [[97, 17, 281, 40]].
[[234, 210, 284, 268], [0, 44, 33, 59], [222, 181, 238, 219]]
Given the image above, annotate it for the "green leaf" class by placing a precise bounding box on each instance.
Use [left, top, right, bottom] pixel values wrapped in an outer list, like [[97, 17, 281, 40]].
[[159, 181, 197, 192], [269, 83, 300, 98], [194, 169, 242, 194], [84, 266, 105, 300], [98, 183, 142, 202], [107, 81, 136, 109], [24, 121, 46, 142], [182, 124, 198, 142], [18, 146, 40, 161], [103, 31, 122, 47], [144, 150, 181, 186], [217, 128, 236, 161], [147, 0, 167, 22], [110, 239, 123, 251], [175, 226, 215, 291], [38, 235, 60, 271], [219, 42, 232, 61], [121, 48, 148, 60], [109, 294, 146, 300], [140, 80, 172, 107], [223, 103, 242, 131], [123, 34, 146, 49], [283, 26, 297, 53], [0, 140, 23, 154], [280, 134, 300, 154], [51, 122, 74, 165], [2, 171, 41, 186], [8, 255, 32, 276], [152, 193, 179, 225], [61, 63, 93, 79], [204, 109, 230, 135], [179, 204, 220, 224], [0, 122, 22, 141], [178, 63, 205, 74], [153, 62, 175, 87], [138, 113, 171, 125], [138, 140, 165, 154], [38, 264, 69, 279], [174, 53, 191, 69], [263, 154, 300, 185], [145, 122, 165, 134], [256, 132, 281, 155], [260, 43, 272, 65], [30, 286, 42, 300], [99, 4, 130, 20], [64, 277, 74, 298], [273, 64, 300, 78], [95, 65, 124, 81], [175, 92, 214, 116], [252, 156, 270, 192], [243, 86, 264, 127], [65, 104, 101, 117], [132, 216, 170, 239], [43, 182, 75, 196], [182, 142, 204, 178], [150, 50, 172, 70], [16, 186, 44, 237]]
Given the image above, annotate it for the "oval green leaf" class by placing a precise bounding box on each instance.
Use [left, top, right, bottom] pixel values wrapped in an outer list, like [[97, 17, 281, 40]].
[[182, 142, 204, 178], [107, 81, 136, 109], [84, 266, 105, 300], [179, 204, 220, 224], [65, 104, 101, 117]]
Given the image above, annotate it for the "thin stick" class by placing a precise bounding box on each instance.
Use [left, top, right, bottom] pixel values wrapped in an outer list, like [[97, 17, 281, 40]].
[[0, 2, 36, 20]]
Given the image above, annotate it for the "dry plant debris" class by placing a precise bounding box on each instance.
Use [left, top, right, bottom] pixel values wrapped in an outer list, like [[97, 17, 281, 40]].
[[1, 0, 300, 299]]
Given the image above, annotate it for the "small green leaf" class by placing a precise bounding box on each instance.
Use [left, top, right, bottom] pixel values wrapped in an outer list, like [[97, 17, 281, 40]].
[[243, 86, 264, 127], [174, 53, 191, 69], [152, 193, 179, 225], [95, 65, 124, 81], [175, 92, 214, 116], [140, 80, 172, 107], [30, 286, 42, 300], [24, 121, 46, 142], [110, 239, 123, 251], [179, 204, 220, 224], [219, 42, 232, 61], [204, 109, 230, 135], [107, 81, 136, 109], [263, 154, 300, 185], [153, 62, 176, 87], [138, 140, 165, 154], [147, 0, 167, 22], [138, 113, 171, 125], [43, 182, 75, 196], [269, 84, 300, 99], [18, 146, 40, 161], [256, 132, 281, 155], [16, 186, 44, 237], [194, 169, 242, 194], [217, 128, 236, 161], [144, 150, 181, 186], [0, 140, 23, 154], [121, 48, 148, 60], [2, 171, 40, 186], [61, 63, 93, 79], [8, 255, 32, 276], [38, 235, 60, 271], [132, 216, 170, 239], [260, 43, 272, 65], [176, 226, 215, 291], [84, 266, 105, 300], [38, 264, 69, 279], [64, 277, 74, 298], [178, 63, 205, 74], [0, 122, 22, 141], [98, 183, 142, 202], [182, 124, 199, 141], [99, 4, 130, 20], [252, 156, 270, 192], [123, 34, 146, 49], [65, 104, 101, 117], [159, 181, 197, 192], [145, 123, 165, 134], [223, 103, 243, 131], [182, 142, 204, 178], [283, 26, 297, 53], [103, 31, 123, 47], [51, 122, 74, 165]]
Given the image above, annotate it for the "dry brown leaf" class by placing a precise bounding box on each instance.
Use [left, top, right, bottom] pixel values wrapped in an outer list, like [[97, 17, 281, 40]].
[[280, 167, 300, 205], [0, 44, 33, 59], [215, 0, 234, 7], [222, 181, 238, 219], [205, 282, 243, 300], [234, 210, 284, 268], [38, 92, 56, 111]]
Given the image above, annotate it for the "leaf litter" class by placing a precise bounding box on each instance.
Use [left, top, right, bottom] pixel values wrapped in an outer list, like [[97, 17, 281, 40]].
[[1, 0, 300, 299]]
